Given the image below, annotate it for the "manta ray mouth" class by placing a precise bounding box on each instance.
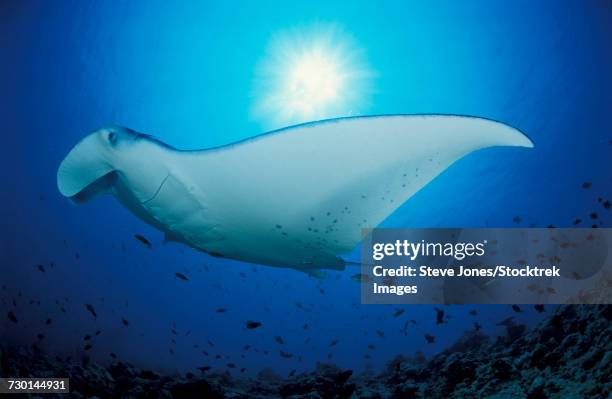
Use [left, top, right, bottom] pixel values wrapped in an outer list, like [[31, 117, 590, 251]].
[[69, 171, 118, 203]]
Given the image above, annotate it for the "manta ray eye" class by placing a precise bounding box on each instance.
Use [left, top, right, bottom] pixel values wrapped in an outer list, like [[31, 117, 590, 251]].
[[108, 132, 117, 145]]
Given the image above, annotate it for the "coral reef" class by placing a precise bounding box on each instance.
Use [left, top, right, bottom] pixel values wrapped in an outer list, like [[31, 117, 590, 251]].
[[2, 305, 610, 398]]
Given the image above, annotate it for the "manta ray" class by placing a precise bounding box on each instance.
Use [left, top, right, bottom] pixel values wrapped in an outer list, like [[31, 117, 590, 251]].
[[57, 115, 533, 275]]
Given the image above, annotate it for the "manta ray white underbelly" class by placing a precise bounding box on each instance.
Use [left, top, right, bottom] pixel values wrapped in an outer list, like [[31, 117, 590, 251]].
[[57, 115, 533, 274]]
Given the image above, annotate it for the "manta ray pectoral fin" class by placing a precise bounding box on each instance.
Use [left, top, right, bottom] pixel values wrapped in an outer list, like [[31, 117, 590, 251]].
[[194, 115, 532, 271], [57, 133, 116, 201]]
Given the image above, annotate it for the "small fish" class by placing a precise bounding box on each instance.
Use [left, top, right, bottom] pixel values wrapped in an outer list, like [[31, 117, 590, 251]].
[[581, 182, 592, 189], [134, 234, 152, 249], [573, 218, 582, 225], [468, 309, 478, 316], [511, 305, 521, 313], [36, 264, 45, 273], [198, 366, 211, 372], [590, 213, 598, 220], [393, 309, 405, 318], [376, 330, 384, 337], [280, 350, 293, 358], [37, 333, 45, 340], [512, 216, 522, 224], [84, 335, 91, 341], [603, 200, 611, 209], [121, 318, 129, 326], [435, 308, 445, 325], [85, 304, 97, 318], [84, 344, 92, 350], [227, 363, 236, 369], [46, 318, 52, 325], [424, 334, 435, 344], [8, 311, 17, 323], [399, 322, 409, 336], [175, 272, 189, 281], [274, 336, 285, 344], [534, 304, 545, 313], [246, 321, 262, 329], [329, 339, 338, 347], [474, 322, 482, 331], [289, 369, 296, 377], [215, 308, 228, 313], [110, 353, 117, 359]]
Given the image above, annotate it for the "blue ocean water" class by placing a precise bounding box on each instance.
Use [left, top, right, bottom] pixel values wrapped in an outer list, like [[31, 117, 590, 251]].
[[1, 0, 611, 376]]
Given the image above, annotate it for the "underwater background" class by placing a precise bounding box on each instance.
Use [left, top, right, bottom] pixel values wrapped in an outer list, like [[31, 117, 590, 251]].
[[1, 0, 611, 379]]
